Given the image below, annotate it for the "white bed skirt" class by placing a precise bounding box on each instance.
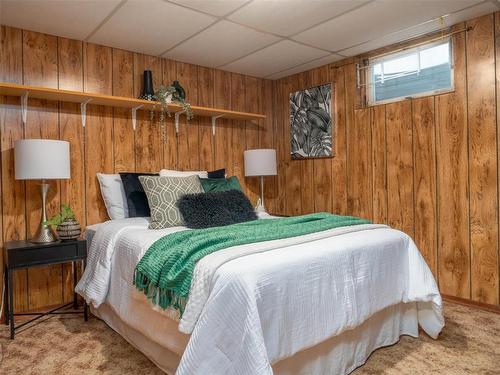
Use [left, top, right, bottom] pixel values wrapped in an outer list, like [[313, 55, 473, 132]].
[[93, 301, 420, 375]]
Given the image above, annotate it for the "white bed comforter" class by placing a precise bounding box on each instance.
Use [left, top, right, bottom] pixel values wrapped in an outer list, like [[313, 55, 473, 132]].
[[76, 216, 444, 375]]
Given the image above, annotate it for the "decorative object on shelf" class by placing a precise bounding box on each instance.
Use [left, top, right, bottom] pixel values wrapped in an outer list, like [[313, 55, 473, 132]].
[[45, 204, 81, 241], [152, 84, 193, 140], [244, 149, 277, 213], [15, 139, 71, 243], [172, 80, 186, 100], [140, 70, 155, 100], [290, 83, 333, 159]]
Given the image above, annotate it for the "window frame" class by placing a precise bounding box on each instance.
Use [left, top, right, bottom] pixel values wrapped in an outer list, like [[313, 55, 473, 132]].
[[366, 37, 455, 106]]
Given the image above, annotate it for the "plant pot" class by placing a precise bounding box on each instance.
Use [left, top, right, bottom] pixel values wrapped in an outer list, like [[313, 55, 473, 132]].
[[56, 218, 81, 241]]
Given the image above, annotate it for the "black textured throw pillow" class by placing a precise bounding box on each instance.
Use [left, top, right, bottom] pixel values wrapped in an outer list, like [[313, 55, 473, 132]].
[[120, 172, 158, 217], [207, 168, 225, 179], [177, 190, 257, 229]]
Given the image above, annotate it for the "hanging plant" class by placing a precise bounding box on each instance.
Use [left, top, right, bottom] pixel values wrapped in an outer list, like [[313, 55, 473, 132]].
[[151, 85, 193, 140]]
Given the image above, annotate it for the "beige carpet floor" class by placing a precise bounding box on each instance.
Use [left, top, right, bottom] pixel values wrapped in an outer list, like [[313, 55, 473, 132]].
[[0, 301, 498, 374]]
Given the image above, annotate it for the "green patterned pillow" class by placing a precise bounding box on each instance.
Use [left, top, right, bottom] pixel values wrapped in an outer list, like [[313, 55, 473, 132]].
[[199, 176, 242, 192], [139, 175, 203, 229]]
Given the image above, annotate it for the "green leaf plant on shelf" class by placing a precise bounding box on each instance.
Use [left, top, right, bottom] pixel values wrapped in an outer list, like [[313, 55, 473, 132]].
[[44, 204, 81, 241], [151, 85, 194, 141]]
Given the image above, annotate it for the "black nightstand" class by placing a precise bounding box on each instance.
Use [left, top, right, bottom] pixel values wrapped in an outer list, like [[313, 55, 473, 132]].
[[3, 239, 88, 339]]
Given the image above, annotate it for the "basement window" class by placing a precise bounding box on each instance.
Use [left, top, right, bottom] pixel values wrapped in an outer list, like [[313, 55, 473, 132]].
[[367, 38, 453, 105]]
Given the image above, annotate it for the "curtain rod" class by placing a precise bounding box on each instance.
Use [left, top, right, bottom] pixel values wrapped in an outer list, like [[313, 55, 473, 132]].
[[357, 26, 471, 69]]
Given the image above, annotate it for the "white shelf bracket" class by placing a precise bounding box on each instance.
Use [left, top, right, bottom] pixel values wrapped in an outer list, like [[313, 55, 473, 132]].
[[131, 105, 143, 131], [80, 99, 92, 128], [211, 115, 224, 136], [21, 91, 29, 125], [174, 111, 183, 134]]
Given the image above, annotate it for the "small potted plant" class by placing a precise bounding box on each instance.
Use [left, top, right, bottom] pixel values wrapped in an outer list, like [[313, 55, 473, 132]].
[[152, 84, 193, 140], [45, 204, 81, 241]]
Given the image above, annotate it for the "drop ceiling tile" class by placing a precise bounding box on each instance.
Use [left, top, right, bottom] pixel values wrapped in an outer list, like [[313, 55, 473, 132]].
[[88, 0, 215, 56], [266, 54, 343, 80], [164, 20, 280, 67], [220, 40, 329, 78], [228, 0, 369, 37], [293, 1, 483, 52], [168, 0, 249, 16], [443, 1, 500, 26], [0, 0, 121, 40], [340, 1, 498, 57]]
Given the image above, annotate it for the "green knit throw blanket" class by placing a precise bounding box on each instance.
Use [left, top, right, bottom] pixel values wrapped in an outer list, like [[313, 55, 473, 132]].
[[134, 212, 370, 314]]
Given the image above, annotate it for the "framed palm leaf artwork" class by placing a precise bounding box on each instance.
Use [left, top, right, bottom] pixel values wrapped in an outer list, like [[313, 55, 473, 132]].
[[290, 83, 333, 159]]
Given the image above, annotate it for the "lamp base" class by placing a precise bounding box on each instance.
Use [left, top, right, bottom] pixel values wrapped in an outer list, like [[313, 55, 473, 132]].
[[30, 181, 59, 244], [254, 176, 268, 213], [254, 197, 267, 213], [31, 223, 58, 243]]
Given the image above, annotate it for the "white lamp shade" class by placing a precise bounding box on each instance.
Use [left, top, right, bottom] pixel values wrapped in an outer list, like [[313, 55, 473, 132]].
[[244, 149, 277, 177], [15, 139, 70, 180]]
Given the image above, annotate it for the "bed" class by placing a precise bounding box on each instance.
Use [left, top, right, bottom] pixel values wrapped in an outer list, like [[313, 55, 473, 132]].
[[77, 214, 443, 375]]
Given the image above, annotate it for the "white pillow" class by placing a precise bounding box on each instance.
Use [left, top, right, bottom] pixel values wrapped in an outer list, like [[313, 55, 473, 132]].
[[159, 169, 208, 178], [96, 173, 129, 220]]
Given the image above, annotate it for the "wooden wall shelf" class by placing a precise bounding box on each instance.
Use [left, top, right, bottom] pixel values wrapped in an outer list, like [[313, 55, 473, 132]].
[[0, 82, 266, 133]]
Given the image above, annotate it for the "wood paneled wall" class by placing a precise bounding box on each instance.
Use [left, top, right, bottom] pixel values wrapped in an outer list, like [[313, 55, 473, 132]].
[[0, 25, 276, 316], [274, 13, 500, 307], [2, 11, 500, 314]]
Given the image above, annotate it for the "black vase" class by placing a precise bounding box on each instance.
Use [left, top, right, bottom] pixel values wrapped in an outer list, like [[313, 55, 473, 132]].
[[140, 70, 154, 100], [172, 80, 185, 100]]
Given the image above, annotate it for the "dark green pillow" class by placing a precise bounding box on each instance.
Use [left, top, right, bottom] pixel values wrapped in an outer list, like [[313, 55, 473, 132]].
[[199, 176, 242, 192]]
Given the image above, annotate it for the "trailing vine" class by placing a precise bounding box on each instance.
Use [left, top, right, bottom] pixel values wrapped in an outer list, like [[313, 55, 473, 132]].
[[151, 85, 193, 140]]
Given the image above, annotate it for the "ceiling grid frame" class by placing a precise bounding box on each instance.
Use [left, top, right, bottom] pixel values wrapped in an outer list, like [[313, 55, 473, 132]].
[[1, 0, 498, 79]]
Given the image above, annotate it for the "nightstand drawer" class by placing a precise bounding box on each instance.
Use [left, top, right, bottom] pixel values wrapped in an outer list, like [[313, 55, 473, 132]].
[[6, 241, 86, 268]]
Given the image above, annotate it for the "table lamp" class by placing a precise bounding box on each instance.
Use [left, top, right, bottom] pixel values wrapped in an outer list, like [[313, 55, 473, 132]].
[[15, 139, 71, 243], [244, 149, 277, 213]]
